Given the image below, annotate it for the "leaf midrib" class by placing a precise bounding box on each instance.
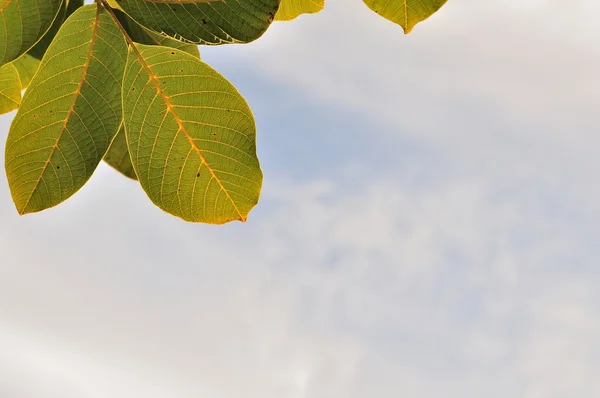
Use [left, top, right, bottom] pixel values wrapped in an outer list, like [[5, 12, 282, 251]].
[[0, 0, 12, 13], [19, 3, 101, 214]]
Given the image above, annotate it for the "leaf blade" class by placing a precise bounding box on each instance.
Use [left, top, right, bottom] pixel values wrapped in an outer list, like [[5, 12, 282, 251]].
[[275, 0, 324, 21], [123, 44, 262, 223], [363, 0, 447, 33], [104, 125, 137, 180], [10, 54, 41, 89], [0, 0, 64, 65], [116, 0, 280, 44], [5, 4, 128, 214], [0, 63, 21, 114]]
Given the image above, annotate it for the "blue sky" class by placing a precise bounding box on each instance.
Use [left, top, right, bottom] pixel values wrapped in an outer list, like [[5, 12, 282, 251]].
[[2, 0, 600, 397]]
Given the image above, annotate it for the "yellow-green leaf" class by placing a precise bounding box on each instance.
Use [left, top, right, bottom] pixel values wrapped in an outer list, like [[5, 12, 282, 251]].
[[363, 0, 447, 34], [10, 54, 40, 89], [116, 0, 280, 44], [123, 44, 262, 223], [115, 10, 200, 58], [5, 4, 128, 214], [0, 63, 21, 114], [0, 0, 64, 65], [104, 126, 137, 180], [275, 0, 324, 21]]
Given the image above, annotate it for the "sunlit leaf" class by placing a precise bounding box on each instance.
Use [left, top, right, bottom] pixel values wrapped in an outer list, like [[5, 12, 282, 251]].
[[275, 0, 324, 21], [104, 126, 137, 180], [116, 0, 280, 44], [0, 0, 63, 65], [363, 0, 447, 34], [5, 4, 127, 214], [10, 54, 40, 89], [0, 63, 21, 114], [123, 44, 262, 223]]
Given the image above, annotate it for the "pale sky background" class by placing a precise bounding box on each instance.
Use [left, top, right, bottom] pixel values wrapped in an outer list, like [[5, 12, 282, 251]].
[[2, 0, 600, 397]]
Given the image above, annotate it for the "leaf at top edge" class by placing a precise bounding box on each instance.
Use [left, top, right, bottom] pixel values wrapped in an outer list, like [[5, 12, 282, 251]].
[[104, 126, 137, 180], [123, 44, 263, 224], [363, 0, 447, 34], [10, 54, 41, 89], [115, 0, 280, 45], [114, 10, 200, 58], [5, 4, 128, 215], [0, 63, 21, 115], [275, 0, 324, 21], [0, 0, 64, 65]]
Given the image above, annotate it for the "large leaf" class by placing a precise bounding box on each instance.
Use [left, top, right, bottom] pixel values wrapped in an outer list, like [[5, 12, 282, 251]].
[[0, 0, 63, 65], [115, 10, 200, 58], [275, 0, 323, 21], [10, 54, 40, 89], [104, 126, 137, 180], [115, 0, 280, 45], [0, 63, 21, 114], [5, 4, 127, 214], [363, 0, 447, 34], [123, 44, 262, 223]]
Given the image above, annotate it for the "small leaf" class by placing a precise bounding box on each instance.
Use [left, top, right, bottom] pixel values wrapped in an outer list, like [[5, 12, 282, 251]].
[[123, 44, 263, 223], [114, 10, 200, 58], [363, 0, 447, 34], [0, 63, 21, 114], [275, 0, 324, 21], [10, 54, 40, 89], [104, 126, 137, 180], [5, 4, 128, 214], [116, 0, 279, 44], [0, 0, 64, 65]]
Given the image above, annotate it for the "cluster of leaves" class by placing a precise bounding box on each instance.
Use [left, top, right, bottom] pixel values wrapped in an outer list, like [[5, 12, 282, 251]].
[[0, 0, 447, 224]]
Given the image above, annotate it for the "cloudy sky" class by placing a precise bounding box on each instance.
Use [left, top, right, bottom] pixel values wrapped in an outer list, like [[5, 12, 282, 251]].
[[2, 0, 600, 397]]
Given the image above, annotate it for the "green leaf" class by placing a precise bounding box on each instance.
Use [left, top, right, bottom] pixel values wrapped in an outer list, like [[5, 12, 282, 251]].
[[0, 63, 21, 114], [10, 54, 40, 89], [275, 0, 324, 21], [0, 0, 64, 65], [5, 4, 128, 215], [363, 0, 447, 34], [123, 44, 262, 223], [114, 10, 200, 58], [104, 126, 137, 180], [28, 0, 67, 60], [115, 0, 280, 45]]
